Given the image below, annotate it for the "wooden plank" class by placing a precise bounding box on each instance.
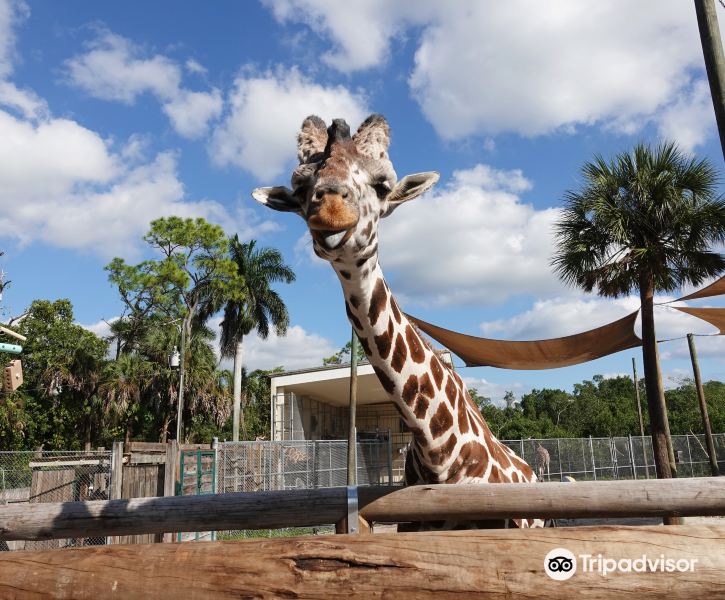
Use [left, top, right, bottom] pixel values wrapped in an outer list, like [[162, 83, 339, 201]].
[[128, 453, 166, 465], [3, 477, 725, 542], [127, 441, 167, 453], [1, 526, 725, 599], [109, 442, 123, 501]]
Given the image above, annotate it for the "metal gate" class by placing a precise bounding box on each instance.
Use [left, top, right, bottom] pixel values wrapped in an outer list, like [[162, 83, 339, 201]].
[[177, 449, 217, 541]]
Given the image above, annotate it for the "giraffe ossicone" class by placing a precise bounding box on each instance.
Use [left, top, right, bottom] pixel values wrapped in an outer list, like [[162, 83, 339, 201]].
[[253, 114, 543, 529]]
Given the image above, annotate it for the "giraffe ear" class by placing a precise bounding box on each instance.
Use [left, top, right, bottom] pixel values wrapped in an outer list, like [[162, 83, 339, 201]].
[[252, 186, 303, 215], [381, 171, 440, 218]]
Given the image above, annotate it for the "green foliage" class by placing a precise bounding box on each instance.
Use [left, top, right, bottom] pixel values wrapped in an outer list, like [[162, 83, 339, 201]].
[[552, 141, 725, 297], [322, 339, 368, 366], [467, 373, 725, 440], [0, 299, 109, 450]]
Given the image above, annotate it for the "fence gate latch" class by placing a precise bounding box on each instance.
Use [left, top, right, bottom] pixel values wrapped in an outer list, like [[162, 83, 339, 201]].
[[346, 485, 359, 534]]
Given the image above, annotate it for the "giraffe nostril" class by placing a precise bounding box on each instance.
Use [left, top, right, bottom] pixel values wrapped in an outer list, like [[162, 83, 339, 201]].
[[342, 190, 349, 199], [316, 190, 324, 200]]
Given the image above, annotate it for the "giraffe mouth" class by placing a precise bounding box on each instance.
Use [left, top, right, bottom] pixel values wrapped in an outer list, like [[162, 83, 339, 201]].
[[312, 228, 354, 250]]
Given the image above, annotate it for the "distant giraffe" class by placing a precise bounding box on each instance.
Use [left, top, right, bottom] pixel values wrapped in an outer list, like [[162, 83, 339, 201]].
[[530, 439, 550, 481], [253, 114, 542, 528]]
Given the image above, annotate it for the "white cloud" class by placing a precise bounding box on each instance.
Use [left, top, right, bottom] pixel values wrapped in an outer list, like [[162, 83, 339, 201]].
[[0, 80, 47, 119], [0, 107, 253, 257], [65, 30, 221, 138], [463, 375, 530, 407], [655, 79, 715, 151], [66, 31, 180, 102], [263, 0, 714, 146], [209, 66, 368, 180], [211, 316, 337, 372], [185, 58, 207, 75], [478, 295, 724, 341], [162, 88, 222, 138], [379, 164, 564, 305], [0, 0, 28, 78]]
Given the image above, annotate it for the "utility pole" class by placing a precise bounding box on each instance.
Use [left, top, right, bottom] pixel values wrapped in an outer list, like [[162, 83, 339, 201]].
[[632, 357, 645, 438], [686, 333, 719, 476], [175, 319, 187, 443], [632, 357, 650, 479], [695, 0, 725, 162], [347, 329, 359, 486]]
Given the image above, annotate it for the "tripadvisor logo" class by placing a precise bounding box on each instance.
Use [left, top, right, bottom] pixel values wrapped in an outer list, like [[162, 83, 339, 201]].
[[544, 548, 576, 581], [544, 547, 699, 580]]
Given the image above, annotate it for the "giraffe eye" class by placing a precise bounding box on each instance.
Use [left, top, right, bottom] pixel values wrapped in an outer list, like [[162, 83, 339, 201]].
[[372, 182, 390, 198]]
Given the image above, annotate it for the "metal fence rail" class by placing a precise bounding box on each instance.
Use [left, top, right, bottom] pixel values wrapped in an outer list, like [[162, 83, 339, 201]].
[[0, 449, 112, 550]]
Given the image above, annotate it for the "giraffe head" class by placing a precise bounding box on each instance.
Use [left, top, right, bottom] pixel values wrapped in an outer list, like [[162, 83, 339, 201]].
[[252, 114, 439, 262]]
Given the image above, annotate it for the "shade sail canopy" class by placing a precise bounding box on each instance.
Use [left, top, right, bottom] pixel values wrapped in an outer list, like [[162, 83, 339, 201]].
[[677, 276, 725, 301], [406, 311, 642, 370], [674, 307, 725, 335]]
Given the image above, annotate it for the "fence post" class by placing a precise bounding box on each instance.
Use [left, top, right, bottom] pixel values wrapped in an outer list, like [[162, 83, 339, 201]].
[[387, 433, 393, 485], [163, 440, 179, 543], [110, 442, 123, 500], [589, 436, 597, 481], [629, 435, 637, 479]]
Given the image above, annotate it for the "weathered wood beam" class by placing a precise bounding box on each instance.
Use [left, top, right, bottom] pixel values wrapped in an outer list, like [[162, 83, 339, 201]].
[[2, 526, 724, 599], [359, 477, 725, 522], [2, 478, 725, 541]]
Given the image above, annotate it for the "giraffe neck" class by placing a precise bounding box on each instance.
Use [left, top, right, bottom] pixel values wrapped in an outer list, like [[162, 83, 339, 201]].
[[331, 255, 536, 486]]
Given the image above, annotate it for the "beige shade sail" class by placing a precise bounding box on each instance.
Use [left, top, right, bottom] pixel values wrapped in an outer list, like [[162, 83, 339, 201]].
[[674, 306, 725, 334], [677, 276, 725, 301], [406, 311, 642, 370]]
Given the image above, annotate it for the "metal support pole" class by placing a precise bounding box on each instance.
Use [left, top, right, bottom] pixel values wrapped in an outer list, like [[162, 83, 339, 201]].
[[347, 329, 359, 487], [695, 0, 725, 162], [589, 436, 597, 481], [175, 321, 187, 443], [687, 333, 719, 476], [629, 435, 637, 480]]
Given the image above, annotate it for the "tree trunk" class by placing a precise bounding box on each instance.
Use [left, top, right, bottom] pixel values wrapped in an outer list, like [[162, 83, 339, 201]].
[[232, 339, 244, 442], [124, 413, 133, 447], [639, 276, 676, 480], [159, 412, 171, 444], [84, 413, 92, 452]]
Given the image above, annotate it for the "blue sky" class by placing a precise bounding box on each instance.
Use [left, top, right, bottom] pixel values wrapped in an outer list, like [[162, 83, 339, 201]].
[[1, 0, 725, 403]]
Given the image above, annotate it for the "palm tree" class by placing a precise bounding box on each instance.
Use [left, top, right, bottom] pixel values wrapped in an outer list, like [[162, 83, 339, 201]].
[[220, 237, 295, 441], [552, 141, 725, 479]]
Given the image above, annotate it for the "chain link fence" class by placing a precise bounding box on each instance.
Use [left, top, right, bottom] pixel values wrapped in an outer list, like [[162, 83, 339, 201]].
[[0, 450, 112, 550], [503, 434, 725, 481]]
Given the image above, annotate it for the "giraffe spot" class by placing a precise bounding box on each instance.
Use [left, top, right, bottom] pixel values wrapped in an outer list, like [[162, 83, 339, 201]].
[[405, 325, 426, 364], [457, 393, 470, 435], [368, 278, 388, 325], [391, 333, 407, 373], [390, 298, 402, 324], [430, 403, 454, 439], [358, 335, 371, 357], [511, 471, 520, 483], [345, 302, 363, 331], [348, 294, 360, 309], [373, 366, 395, 394], [419, 373, 435, 398], [444, 375, 457, 406], [429, 433, 457, 465], [488, 466, 504, 483], [468, 413, 480, 436], [430, 356, 444, 389], [414, 394, 429, 419], [490, 442, 512, 469], [374, 318, 394, 359], [340, 270, 351, 280], [361, 220, 373, 239], [463, 443, 491, 479], [453, 371, 463, 387], [401, 375, 418, 406]]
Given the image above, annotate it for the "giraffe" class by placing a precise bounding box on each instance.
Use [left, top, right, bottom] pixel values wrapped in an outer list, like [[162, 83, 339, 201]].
[[530, 438, 551, 481], [253, 114, 542, 528]]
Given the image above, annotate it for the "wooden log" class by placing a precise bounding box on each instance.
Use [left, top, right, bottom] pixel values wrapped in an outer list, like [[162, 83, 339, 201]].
[[1, 526, 724, 599], [3, 478, 725, 541], [359, 477, 725, 522]]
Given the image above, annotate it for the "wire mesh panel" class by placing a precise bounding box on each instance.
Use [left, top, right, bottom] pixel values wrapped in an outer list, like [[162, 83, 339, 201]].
[[0, 450, 112, 551]]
